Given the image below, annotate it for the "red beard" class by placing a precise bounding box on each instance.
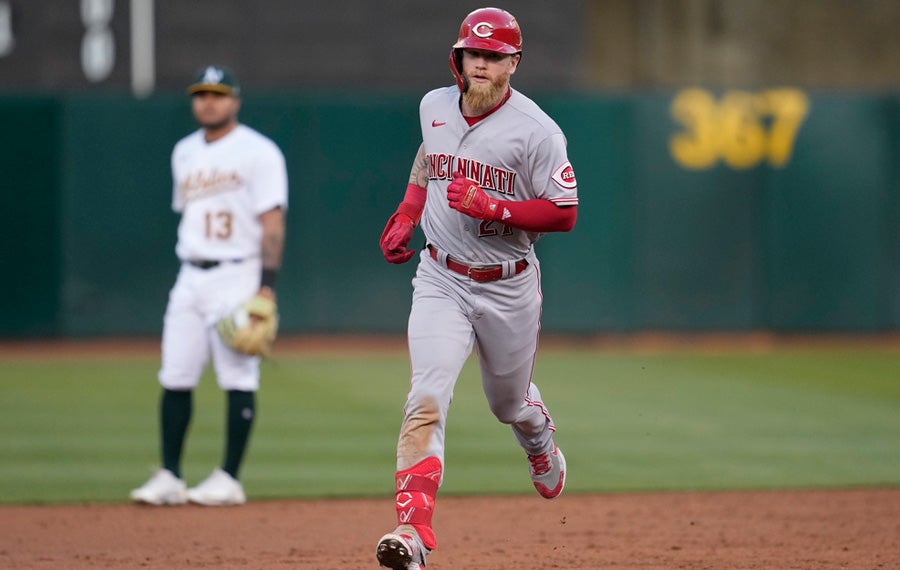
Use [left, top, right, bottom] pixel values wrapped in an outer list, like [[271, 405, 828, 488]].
[[463, 73, 508, 114]]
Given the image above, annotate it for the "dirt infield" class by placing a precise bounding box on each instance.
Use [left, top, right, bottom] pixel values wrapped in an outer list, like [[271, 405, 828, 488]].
[[2, 488, 898, 569]]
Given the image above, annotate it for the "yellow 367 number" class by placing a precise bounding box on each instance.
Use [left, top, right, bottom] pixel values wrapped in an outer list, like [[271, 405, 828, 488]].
[[669, 88, 810, 170]]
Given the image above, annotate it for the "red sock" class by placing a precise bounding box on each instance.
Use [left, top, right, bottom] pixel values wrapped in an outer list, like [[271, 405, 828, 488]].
[[394, 456, 442, 550]]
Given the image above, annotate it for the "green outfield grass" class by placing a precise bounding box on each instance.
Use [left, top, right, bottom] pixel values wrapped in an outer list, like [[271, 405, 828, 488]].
[[1, 347, 898, 504]]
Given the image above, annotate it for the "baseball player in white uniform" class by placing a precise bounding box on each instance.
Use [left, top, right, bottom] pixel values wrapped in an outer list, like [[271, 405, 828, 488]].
[[130, 65, 288, 507], [376, 8, 578, 569]]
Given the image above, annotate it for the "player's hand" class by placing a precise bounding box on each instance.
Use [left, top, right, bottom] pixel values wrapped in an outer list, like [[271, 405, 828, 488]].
[[216, 293, 279, 357], [380, 212, 416, 264], [253, 286, 276, 313], [447, 174, 500, 221]]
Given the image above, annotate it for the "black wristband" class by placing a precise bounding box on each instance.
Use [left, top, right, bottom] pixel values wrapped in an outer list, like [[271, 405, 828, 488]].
[[261, 268, 278, 289]]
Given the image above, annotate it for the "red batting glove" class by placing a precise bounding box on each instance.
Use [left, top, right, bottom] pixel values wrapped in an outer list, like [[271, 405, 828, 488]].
[[380, 212, 416, 264], [379, 184, 427, 264], [447, 174, 500, 221]]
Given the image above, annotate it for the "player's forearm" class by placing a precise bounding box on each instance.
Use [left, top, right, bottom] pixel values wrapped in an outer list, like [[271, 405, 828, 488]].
[[259, 207, 285, 290], [262, 230, 284, 267], [496, 200, 577, 232], [408, 143, 429, 188]]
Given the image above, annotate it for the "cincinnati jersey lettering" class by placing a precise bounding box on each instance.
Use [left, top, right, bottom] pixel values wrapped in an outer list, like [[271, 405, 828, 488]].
[[427, 153, 517, 196]]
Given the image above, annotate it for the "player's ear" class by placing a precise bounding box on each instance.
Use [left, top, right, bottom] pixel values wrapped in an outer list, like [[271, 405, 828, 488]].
[[509, 54, 521, 75]]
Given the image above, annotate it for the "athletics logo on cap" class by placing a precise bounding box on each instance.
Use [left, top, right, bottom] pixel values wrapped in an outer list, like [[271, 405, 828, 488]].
[[201, 66, 224, 84], [187, 65, 241, 97]]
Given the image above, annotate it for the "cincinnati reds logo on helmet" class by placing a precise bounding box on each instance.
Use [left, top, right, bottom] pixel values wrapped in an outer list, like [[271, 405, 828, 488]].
[[452, 7, 522, 54], [472, 22, 494, 38]]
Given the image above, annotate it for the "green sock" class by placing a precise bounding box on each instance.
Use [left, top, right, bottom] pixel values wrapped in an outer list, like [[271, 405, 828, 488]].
[[160, 389, 192, 479], [223, 390, 256, 479]]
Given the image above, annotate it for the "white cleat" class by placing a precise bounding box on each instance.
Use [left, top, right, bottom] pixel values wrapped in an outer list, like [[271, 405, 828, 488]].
[[186, 468, 246, 506], [376, 526, 429, 569], [130, 468, 187, 505]]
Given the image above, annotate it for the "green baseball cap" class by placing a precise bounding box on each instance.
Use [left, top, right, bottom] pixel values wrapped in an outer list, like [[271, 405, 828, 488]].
[[187, 65, 241, 96]]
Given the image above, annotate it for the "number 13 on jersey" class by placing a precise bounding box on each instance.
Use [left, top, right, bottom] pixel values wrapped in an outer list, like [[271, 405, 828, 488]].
[[205, 210, 233, 240]]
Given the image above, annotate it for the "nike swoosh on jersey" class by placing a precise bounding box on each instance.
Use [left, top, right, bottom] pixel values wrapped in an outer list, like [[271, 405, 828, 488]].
[[432, 120, 447, 127]]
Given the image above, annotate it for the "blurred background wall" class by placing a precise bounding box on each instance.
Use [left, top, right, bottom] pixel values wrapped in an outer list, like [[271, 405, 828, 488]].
[[2, 0, 897, 92], [1, 0, 898, 337]]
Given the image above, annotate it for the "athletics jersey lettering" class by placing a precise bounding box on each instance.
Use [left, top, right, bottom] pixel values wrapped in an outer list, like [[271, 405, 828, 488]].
[[427, 152, 517, 195], [178, 169, 243, 204]]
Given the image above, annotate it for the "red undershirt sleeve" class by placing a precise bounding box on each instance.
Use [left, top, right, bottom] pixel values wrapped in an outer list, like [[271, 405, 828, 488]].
[[495, 199, 577, 232]]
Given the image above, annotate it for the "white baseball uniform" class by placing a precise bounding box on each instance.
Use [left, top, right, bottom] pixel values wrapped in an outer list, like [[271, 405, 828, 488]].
[[398, 86, 579, 471], [159, 124, 288, 392]]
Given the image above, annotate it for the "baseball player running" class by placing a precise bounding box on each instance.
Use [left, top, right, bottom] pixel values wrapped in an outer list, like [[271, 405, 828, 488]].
[[375, 8, 578, 569], [130, 65, 288, 506]]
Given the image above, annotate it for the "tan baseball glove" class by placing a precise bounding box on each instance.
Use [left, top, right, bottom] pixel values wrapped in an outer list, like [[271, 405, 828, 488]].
[[216, 293, 279, 356]]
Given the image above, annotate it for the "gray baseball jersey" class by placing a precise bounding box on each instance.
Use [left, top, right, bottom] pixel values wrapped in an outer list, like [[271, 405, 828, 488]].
[[396, 86, 578, 473], [419, 86, 578, 264]]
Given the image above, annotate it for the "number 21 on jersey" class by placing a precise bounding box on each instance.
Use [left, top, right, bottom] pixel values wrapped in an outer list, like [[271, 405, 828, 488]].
[[479, 220, 513, 237]]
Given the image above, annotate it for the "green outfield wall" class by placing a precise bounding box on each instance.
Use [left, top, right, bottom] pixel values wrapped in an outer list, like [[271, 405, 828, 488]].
[[1, 90, 898, 336]]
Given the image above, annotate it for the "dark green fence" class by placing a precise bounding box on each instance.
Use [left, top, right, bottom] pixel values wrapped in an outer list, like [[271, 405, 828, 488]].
[[1, 90, 897, 336], [1, 97, 64, 336]]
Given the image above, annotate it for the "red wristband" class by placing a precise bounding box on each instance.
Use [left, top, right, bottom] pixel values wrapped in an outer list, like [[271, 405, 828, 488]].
[[403, 183, 427, 209], [396, 183, 427, 225]]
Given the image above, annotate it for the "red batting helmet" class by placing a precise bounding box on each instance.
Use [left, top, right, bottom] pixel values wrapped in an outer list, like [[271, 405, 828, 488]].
[[449, 7, 523, 92]]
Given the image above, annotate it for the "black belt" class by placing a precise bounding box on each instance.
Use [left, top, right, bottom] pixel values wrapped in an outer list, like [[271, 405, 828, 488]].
[[186, 259, 243, 270]]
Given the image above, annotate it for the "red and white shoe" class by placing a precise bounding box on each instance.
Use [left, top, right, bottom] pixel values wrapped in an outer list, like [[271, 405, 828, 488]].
[[376, 525, 430, 569], [528, 442, 567, 499]]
